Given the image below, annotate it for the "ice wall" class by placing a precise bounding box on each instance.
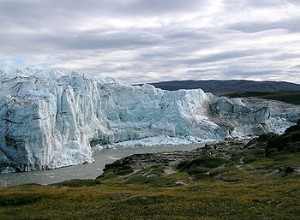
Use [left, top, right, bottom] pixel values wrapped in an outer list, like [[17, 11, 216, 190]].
[[0, 68, 299, 172]]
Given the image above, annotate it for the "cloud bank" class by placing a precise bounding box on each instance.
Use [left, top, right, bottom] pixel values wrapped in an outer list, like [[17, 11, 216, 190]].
[[0, 0, 300, 84]]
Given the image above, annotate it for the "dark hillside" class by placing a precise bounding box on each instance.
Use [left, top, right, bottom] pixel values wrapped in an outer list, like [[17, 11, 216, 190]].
[[145, 80, 300, 94], [226, 90, 300, 105]]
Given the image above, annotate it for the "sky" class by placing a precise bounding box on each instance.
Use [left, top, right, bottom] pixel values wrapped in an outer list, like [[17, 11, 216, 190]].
[[0, 0, 300, 84]]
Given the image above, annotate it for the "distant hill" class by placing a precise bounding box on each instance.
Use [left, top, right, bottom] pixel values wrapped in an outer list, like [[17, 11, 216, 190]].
[[144, 80, 300, 94], [226, 90, 300, 105]]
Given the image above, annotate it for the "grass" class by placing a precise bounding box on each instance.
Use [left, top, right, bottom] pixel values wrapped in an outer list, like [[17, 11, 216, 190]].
[[0, 177, 299, 220], [52, 179, 101, 187], [177, 156, 228, 170], [251, 152, 300, 169], [1, 152, 299, 219], [176, 156, 229, 180], [1, 130, 300, 219]]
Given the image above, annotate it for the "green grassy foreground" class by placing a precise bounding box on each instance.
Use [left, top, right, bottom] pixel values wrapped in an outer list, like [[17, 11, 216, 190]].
[[0, 176, 299, 220], [1, 127, 300, 220]]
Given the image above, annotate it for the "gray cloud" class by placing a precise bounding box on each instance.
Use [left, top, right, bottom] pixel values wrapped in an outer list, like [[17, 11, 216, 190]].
[[272, 52, 300, 61], [291, 64, 300, 69], [183, 49, 275, 65], [0, 0, 300, 84], [230, 17, 300, 33], [0, 0, 207, 27], [245, 0, 290, 7], [119, 0, 208, 16], [38, 30, 163, 50]]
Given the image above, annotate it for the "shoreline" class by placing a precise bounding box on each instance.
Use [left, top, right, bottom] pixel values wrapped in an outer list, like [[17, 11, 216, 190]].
[[0, 141, 209, 186]]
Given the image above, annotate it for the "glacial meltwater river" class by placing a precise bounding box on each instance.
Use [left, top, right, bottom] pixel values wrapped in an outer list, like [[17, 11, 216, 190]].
[[0, 144, 204, 186]]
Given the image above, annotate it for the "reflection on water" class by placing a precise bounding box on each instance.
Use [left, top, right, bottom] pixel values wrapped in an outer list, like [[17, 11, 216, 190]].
[[0, 144, 203, 186]]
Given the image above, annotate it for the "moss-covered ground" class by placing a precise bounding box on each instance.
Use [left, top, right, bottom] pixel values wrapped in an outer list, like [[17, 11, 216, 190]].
[[1, 152, 299, 219], [0, 174, 299, 219]]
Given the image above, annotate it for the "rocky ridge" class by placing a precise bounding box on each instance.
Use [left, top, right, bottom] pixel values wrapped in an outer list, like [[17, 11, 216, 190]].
[[98, 124, 300, 184]]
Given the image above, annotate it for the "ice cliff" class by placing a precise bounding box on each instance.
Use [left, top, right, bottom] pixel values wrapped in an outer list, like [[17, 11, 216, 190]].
[[0, 68, 299, 172]]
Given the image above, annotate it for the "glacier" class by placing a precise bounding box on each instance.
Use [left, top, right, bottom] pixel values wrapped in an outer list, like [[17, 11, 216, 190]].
[[0, 68, 299, 173]]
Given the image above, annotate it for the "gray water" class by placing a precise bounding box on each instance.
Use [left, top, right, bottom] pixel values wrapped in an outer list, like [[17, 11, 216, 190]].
[[0, 144, 203, 186]]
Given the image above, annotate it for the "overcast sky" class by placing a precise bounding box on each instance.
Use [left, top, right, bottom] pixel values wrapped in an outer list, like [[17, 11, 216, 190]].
[[1, 0, 300, 84]]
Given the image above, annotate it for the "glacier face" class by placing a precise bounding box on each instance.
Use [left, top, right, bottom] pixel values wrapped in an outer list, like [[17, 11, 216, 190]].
[[0, 68, 299, 173]]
